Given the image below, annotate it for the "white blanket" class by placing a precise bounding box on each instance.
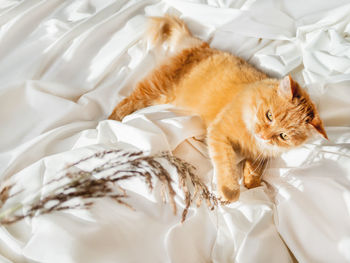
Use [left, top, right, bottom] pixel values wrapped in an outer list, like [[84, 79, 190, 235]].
[[1, 0, 350, 262]]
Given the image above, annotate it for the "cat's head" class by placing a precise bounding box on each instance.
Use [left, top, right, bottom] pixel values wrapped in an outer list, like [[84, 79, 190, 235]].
[[245, 75, 327, 155]]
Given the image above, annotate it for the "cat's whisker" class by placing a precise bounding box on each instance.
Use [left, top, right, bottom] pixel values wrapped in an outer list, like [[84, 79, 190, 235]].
[[252, 158, 263, 174], [251, 154, 265, 175], [251, 152, 261, 166], [256, 158, 265, 175], [252, 151, 264, 166], [261, 158, 270, 177]]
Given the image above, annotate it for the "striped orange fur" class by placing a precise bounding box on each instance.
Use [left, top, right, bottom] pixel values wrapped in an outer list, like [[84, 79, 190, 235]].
[[109, 15, 327, 202]]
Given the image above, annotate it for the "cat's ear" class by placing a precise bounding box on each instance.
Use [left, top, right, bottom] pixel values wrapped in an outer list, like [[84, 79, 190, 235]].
[[309, 114, 328, 140], [278, 75, 298, 100]]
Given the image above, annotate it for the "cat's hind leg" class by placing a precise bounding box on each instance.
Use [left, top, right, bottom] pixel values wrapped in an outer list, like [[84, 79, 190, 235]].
[[109, 15, 209, 121], [108, 81, 161, 121], [108, 96, 144, 121]]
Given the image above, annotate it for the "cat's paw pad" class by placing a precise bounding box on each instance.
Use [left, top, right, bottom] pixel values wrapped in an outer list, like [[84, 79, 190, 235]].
[[220, 185, 240, 203]]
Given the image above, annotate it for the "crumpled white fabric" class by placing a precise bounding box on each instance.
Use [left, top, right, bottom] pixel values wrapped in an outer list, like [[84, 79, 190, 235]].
[[0, 0, 350, 262]]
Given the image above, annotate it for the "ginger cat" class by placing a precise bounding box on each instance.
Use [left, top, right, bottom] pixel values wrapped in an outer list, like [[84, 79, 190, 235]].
[[109, 15, 328, 202]]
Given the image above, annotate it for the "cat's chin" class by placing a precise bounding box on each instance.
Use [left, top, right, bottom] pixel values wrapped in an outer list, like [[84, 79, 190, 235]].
[[253, 135, 282, 157], [254, 134, 269, 145]]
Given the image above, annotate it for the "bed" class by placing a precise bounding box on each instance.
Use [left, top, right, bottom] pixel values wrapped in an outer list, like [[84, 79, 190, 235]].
[[1, 0, 350, 262]]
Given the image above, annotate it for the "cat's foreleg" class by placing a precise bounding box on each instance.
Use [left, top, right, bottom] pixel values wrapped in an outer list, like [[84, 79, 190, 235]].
[[207, 127, 240, 202], [243, 158, 267, 189]]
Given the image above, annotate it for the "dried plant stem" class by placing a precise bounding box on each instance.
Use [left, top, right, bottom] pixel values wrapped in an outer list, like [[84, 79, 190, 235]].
[[0, 203, 23, 221], [0, 149, 221, 225]]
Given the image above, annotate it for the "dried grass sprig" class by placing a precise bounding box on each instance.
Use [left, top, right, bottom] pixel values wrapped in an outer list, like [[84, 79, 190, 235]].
[[0, 149, 221, 225]]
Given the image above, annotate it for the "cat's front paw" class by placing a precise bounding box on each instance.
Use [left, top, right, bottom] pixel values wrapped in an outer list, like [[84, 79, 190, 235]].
[[219, 185, 240, 203], [243, 161, 262, 189]]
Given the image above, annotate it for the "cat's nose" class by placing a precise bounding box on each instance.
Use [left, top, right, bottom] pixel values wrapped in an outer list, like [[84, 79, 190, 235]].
[[258, 134, 268, 140]]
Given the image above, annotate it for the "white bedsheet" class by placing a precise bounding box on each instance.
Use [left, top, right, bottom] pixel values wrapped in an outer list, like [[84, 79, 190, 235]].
[[1, 0, 350, 262]]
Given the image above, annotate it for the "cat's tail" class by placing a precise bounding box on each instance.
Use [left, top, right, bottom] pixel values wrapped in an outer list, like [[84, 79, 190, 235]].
[[147, 15, 203, 52]]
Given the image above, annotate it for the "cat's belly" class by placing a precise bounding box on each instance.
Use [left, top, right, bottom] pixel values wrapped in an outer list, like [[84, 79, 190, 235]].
[[171, 81, 241, 125], [167, 54, 246, 124]]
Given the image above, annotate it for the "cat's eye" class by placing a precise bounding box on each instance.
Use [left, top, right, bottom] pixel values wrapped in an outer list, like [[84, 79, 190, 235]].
[[280, 133, 288, 140], [266, 110, 273, 121]]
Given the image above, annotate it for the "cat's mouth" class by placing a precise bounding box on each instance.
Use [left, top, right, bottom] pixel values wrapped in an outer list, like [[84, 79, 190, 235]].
[[254, 134, 270, 145]]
